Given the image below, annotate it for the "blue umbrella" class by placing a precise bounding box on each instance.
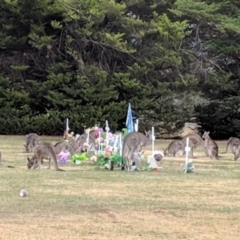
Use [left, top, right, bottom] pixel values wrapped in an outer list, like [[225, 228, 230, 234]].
[[126, 103, 134, 133]]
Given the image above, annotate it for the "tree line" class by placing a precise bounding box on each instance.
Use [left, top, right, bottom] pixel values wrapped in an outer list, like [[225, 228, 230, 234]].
[[0, 0, 240, 138]]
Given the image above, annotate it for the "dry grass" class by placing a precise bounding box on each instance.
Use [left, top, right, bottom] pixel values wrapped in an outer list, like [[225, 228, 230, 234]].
[[0, 135, 240, 240]]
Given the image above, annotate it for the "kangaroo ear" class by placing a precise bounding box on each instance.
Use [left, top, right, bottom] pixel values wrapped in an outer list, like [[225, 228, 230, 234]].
[[27, 157, 30, 162], [145, 130, 151, 138], [207, 131, 210, 134]]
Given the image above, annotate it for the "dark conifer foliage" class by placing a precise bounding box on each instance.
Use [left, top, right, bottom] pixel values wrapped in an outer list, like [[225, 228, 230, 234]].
[[0, 0, 240, 137]]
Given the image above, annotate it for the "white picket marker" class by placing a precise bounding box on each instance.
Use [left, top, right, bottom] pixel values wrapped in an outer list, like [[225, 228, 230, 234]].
[[147, 127, 156, 165], [113, 134, 119, 152], [105, 120, 110, 146], [98, 130, 101, 153], [135, 119, 139, 132], [152, 126, 155, 155], [86, 130, 89, 145], [66, 118, 69, 133], [119, 133, 122, 156], [184, 137, 191, 174]]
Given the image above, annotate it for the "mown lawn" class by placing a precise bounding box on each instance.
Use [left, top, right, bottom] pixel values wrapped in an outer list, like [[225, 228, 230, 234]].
[[0, 135, 239, 240]]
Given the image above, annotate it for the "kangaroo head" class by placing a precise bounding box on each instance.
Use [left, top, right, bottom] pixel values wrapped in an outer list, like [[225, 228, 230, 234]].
[[144, 130, 151, 138], [202, 131, 210, 139], [27, 156, 34, 169], [163, 148, 168, 156], [144, 130, 153, 145]]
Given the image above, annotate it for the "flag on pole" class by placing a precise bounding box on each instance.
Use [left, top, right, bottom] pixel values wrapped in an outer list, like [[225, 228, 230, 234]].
[[126, 103, 134, 133]]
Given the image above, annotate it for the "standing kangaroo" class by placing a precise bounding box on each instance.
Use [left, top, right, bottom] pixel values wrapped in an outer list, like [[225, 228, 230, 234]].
[[24, 133, 39, 152], [164, 140, 184, 157], [122, 131, 151, 171], [202, 131, 218, 160], [225, 137, 240, 153], [182, 133, 207, 157], [27, 142, 65, 171]]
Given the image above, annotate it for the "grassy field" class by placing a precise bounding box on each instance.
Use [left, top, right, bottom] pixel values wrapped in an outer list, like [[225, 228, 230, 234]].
[[0, 135, 240, 240]]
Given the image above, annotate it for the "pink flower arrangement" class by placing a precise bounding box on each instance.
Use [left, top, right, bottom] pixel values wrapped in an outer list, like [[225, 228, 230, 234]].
[[94, 128, 103, 138], [104, 146, 113, 153], [58, 151, 71, 164]]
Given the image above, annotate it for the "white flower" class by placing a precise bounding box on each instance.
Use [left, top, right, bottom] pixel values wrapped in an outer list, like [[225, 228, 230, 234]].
[[90, 155, 97, 162]]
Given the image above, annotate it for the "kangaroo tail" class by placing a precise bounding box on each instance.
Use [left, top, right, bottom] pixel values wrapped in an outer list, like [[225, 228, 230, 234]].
[[56, 168, 65, 172]]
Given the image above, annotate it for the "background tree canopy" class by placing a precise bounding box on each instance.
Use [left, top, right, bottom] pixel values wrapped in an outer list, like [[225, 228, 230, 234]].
[[0, 0, 240, 138]]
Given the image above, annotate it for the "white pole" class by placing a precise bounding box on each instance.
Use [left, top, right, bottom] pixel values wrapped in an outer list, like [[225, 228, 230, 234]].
[[185, 137, 190, 174], [113, 135, 119, 152], [98, 130, 101, 152], [119, 133, 122, 156], [135, 119, 139, 132], [66, 118, 69, 133], [105, 120, 109, 146], [86, 129, 89, 145], [152, 126, 155, 155]]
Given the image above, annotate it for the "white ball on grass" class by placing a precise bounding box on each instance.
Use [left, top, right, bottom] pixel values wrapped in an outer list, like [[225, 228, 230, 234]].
[[19, 189, 28, 197]]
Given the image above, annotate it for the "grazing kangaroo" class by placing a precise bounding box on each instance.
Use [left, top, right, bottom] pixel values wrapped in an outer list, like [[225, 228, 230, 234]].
[[27, 142, 65, 171], [164, 140, 184, 157], [182, 133, 207, 157], [202, 131, 218, 159], [24, 133, 39, 152], [28, 140, 70, 169], [225, 137, 240, 153], [122, 131, 151, 171]]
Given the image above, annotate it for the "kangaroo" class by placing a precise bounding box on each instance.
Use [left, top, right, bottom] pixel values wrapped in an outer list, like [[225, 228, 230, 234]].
[[76, 133, 96, 151], [232, 145, 240, 161], [202, 131, 218, 160], [122, 131, 151, 171], [164, 140, 184, 157], [27, 142, 65, 171], [225, 137, 240, 153], [122, 136, 141, 171], [24, 133, 39, 152], [28, 140, 70, 169], [54, 140, 71, 155], [67, 133, 96, 154], [182, 133, 207, 157]]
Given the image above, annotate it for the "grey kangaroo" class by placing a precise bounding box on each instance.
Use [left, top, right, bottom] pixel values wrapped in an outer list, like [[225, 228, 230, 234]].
[[122, 131, 151, 171], [24, 133, 39, 152], [225, 137, 240, 153], [182, 133, 207, 157], [164, 140, 184, 157], [27, 142, 65, 171], [202, 131, 218, 160]]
